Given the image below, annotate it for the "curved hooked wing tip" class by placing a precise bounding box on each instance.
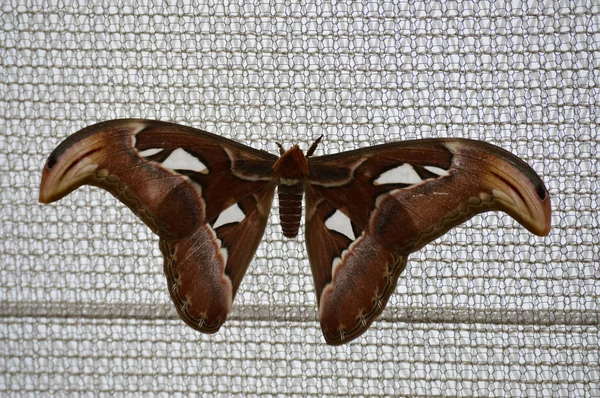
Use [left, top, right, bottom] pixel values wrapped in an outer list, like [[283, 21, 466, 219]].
[[444, 139, 552, 237], [39, 122, 113, 204], [39, 119, 206, 240]]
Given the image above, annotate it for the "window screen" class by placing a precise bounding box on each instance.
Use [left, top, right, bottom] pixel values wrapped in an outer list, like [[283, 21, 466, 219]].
[[1, 1, 598, 396]]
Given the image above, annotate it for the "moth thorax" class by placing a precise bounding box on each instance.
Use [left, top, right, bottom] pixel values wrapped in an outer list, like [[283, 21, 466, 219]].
[[277, 183, 304, 238], [272, 145, 309, 179]]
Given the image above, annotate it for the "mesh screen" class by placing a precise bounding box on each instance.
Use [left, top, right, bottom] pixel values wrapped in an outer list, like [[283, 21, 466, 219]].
[[1, 1, 599, 396]]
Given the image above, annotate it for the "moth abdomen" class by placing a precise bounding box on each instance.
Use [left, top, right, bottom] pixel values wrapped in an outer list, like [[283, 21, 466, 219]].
[[277, 183, 304, 238]]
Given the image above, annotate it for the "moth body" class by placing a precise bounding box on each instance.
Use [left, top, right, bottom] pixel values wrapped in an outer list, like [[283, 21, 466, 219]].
[[273, 144, 312, 238]]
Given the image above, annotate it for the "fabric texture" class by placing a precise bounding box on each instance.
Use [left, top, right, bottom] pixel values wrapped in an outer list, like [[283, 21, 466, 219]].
[[1, 1, 598, 396]]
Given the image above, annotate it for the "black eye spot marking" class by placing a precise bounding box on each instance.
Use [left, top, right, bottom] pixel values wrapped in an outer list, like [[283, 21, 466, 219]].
[[46, 154, 57, 169], [535, 183, 547, 200]]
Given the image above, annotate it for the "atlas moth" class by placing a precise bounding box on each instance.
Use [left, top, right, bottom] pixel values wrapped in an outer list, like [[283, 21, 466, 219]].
[[40, 120, 551, 345]]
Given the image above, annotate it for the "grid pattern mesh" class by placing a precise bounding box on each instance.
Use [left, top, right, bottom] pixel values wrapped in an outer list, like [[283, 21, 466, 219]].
[[1, 1, 599, 396]]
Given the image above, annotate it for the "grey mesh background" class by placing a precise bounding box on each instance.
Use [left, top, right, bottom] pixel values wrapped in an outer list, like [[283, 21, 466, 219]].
[[1, 1, 598, 397]]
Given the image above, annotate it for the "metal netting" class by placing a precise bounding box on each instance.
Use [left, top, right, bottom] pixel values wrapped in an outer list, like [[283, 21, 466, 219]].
[[1, 1, 598, 396]]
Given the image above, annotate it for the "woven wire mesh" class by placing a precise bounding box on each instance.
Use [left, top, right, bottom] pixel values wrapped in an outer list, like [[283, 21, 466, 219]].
[[1, 1, 598, 396]]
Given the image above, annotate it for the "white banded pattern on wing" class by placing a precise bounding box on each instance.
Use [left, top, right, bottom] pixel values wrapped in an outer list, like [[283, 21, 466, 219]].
[[213, 203, 246, 229], [374, 163, 450, 185], [138, 148, 164, 157], [324, 210, 355, 241], [219, 246, 229, 265], [374, 164, 421, 185], [161, 148, 209, 174], [424, 165, 450, 176]]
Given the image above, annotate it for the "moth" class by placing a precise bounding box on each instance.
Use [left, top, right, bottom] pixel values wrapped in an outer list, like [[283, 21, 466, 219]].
[[39, 119, 551, 345]]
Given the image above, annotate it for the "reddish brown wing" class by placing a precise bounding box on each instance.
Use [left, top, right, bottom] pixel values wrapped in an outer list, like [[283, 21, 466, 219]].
[[40, 119, 278, 333], [305, 138, 551, 345]]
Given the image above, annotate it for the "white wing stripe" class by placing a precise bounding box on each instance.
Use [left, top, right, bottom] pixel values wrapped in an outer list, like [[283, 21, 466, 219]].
[[374, 164, 422, 185], [324, 210, 355, 241], [162, 148, 209, 174], [213, 203, 246, 229], [139, 148, 164, 157], [424, 165, 450, 176]]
